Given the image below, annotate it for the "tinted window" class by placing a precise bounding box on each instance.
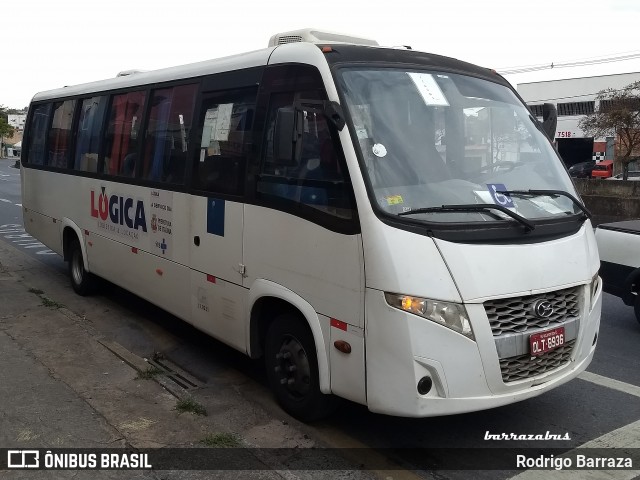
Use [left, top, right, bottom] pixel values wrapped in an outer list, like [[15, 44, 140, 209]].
[[103, 91, 146, 177], [258, 92, 355, 219], [74, 96, 107, 172], [192, 88, 257, 195], [26, 103, 52, 165], [142, 84, 197, 184], [48, 100, 76, 169]]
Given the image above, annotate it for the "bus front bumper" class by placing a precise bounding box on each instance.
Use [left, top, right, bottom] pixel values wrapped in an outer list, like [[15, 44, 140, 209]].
[[364, 287, 601, 417]]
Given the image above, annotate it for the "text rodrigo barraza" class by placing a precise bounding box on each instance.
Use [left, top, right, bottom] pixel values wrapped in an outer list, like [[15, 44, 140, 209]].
[[517, 454, 633, 470]]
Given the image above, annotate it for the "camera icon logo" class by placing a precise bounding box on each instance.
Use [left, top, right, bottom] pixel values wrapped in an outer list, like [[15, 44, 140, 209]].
[[7, 450, 40, 468]]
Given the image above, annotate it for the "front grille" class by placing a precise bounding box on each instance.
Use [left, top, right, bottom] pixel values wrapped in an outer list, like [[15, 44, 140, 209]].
[[499, 340, 575, 383], [485, 287, 580, 336]]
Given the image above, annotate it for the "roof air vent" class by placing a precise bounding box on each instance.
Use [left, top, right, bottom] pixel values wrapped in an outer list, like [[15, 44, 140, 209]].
[[268, 28, 378, 48]]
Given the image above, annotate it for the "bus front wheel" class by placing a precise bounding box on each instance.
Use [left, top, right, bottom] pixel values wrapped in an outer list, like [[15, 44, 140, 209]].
[[68, 238, 96, 296], [265, 314, 337, 422]]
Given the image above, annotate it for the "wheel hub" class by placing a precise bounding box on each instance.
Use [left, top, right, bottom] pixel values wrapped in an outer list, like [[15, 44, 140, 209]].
[[273, 334, 311, 398]]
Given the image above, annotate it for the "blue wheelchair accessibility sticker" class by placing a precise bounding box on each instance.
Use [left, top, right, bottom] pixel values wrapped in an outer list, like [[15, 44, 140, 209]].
[[486, 184, 514, 208]]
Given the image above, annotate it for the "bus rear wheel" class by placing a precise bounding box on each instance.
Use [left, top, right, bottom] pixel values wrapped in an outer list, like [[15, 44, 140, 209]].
[[265, 314, 337, 422], [634, 294, 640, 325], [68, 238, 96, 296]]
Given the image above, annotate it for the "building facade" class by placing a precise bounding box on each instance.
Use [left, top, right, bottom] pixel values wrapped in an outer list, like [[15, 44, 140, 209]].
[[517, 72, 640, 168], [8, 114, 27, 131]]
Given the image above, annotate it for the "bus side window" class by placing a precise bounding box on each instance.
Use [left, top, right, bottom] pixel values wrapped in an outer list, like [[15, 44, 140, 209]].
[[48, 100, 76, 169], [74, 96, 107, 173], [103, 91, 146, 177], [25, 103, 52, 166], [142, 84, 198, 184], [258, 94, 355, 220], [192, 88, 257, 196]]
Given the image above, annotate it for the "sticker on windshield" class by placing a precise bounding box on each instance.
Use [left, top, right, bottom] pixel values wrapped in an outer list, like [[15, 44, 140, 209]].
[[372, 143, 387, 157], [486, 184, 514, 208], [407, 73, 449, 106], [530, 198, 565, 215], [385, 195, 404, 206]]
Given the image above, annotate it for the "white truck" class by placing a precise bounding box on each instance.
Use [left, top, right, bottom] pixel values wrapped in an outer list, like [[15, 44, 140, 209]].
[[596, 220, 640, 324]]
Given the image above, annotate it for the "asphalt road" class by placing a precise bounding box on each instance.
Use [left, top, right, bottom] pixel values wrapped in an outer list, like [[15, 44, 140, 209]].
[[1, 158, 639, 479], [0, 160, 64, 272]]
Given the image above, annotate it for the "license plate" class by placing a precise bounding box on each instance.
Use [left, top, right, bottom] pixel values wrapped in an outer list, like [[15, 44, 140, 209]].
[[529, 327, 565, 356]]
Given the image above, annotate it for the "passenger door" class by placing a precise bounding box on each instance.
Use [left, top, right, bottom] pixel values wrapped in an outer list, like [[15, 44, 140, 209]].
[[189, 87, 258, 351], [244, 64, 366, 403]]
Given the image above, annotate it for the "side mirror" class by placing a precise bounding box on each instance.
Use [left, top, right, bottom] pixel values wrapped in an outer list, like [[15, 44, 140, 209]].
[[274, 107, 303, 166], [542, 103, 557, 142], [324, 101, 345, 131]]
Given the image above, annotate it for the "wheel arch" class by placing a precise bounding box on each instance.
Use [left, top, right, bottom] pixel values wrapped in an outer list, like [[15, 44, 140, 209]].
[[61, 219, 89, 271], [247, 279, 331, 394]]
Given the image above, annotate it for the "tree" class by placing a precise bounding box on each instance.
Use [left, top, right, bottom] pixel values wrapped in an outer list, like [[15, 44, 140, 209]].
[[0, 117, 14, 138], [579, 81, 640, 180]]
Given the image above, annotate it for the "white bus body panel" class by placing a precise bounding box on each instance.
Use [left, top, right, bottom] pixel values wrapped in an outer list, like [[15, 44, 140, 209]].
[[23, 209, 62, 256], [359, 211, 462, 302], [24, 172, 194, 320], [366, 287, 600, 416], [190, 271, 247, 352], [435, 221, 600, 302], [82, 181, 192, 321], [189, 197, 246, 350], [328, 316, 366, 404], [89, 232, 192, 320], [189, 197, 244, 284], [243, 205, 365, 328], [243, 206, 366, 402], [22, 169, 64, 255], [363, 221, 601, 416]]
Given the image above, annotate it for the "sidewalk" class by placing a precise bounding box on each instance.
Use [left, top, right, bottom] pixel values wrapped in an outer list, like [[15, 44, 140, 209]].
[[0, 241, 373, 479]]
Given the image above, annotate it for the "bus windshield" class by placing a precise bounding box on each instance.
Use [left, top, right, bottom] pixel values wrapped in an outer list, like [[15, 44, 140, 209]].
[[337, 68, 580, 224]]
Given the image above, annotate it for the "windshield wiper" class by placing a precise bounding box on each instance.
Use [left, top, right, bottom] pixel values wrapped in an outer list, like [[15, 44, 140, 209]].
[[496, 189, 591, 219], [398, 204, 535, 232]]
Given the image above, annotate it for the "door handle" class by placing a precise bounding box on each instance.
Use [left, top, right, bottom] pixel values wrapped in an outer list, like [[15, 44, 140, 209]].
[[194, 236, 200, 246]]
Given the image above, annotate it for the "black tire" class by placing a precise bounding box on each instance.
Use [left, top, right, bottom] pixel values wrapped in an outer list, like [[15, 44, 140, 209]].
[[265, 314, 338, 422], [68, 237, 96, 296], [634, 294, 640, 325]]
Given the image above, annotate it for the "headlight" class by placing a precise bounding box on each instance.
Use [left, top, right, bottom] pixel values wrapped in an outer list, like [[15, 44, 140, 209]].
[[384, 292, 475, 340], [590, 272, 600, 311]]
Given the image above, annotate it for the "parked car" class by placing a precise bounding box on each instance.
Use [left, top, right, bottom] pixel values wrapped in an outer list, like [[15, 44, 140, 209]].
[[606, 171, 640, 180], [591, 160, 614, 178], [568, 161, 596, 178]]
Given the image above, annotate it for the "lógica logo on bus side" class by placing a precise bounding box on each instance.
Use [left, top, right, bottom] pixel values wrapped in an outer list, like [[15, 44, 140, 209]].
[[90, 187, 147, 232]]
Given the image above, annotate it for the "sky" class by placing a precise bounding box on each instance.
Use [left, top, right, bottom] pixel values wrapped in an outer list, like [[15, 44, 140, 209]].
[[3, 0, 640, 110]]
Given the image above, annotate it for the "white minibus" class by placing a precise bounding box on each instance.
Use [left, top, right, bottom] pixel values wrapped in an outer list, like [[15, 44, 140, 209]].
[[21, 29, 601, 421]]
